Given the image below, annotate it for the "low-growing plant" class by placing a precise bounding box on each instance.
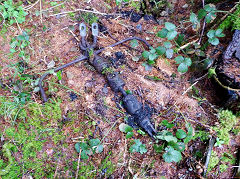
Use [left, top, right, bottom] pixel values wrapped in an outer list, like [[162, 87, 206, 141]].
[[207, 29, 225, 45], [155, 122, 193, 163], [75, 138, 104, 159], [129, 139, 147, 154], [0, 0, 27, 25], [119, 123, 134, 139]]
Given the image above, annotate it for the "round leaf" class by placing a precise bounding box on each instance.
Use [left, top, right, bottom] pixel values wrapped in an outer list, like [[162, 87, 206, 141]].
[[157, 28, 168, 38], [165, 22, 176, 31], [142, 51, 150, 59], [178, 63, 188, 73], [156, 46, 166, 55], [165, 49, 173, 59], [208, 37, 219, 46], [167, 30, 178, 40], [174, 56, 184, 64], [176, 129, 187, 139], [163, 146, 182, 163], [163, 41, 172, 49], [183, 58, 192, 66], [207, 30, 215, 38]]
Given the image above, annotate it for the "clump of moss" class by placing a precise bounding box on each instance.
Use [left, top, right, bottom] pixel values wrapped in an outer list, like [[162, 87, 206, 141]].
[[208, 151, 220, 172], [219, 5, 240, 30], [212, 110, 237, 144]]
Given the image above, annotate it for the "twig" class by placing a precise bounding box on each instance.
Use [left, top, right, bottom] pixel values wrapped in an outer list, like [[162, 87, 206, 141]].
[[14, 17, 23, 34], [182, 81, 198, 95], [50, 8, 110, 17], [178, 39, 198, 51], [203, 137, 215, 177], [100, 117, 122, 144], [24, 0, 40, 10], [75, 149, 82, 179], [41, 2, 65, 12], [40, 0, 43, 23], [193, 73, 208, 83], [69, 29, 80, 42], [198, 0, 205, 44]]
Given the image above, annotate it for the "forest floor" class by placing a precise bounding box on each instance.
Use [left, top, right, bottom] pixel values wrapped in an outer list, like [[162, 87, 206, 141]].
[[0, 0, 240, 178]]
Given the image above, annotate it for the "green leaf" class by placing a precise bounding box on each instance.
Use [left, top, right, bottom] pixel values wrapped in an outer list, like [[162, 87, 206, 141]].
[[163, 146, 182, 163], [164, 135, 178, 143], [142, 51, 150, 59], [168, 141, 185, 152], [215, 29, 225, 37], [165, 22, 176, 31], [204, 4, 216, 12], [56, 71, 62, 80], [75, 143, 81, 153], [149, 47, 156, 54], [157, 28, 168, 38], [205, 12, 216, 23], [174, 56, 184, 64], [163, 41, 172, 49], [129, 139, 147, 154], [198, 9, 207, 19], [165, 49, 173, 59], [183, 58, 192, 66], [126, 131, 134, 139], [153, 144, 164, 153], [89, 138, 100, 147], [207, 30, 215, 38], [156, 46, 166, 55], [162, 120, 174, 128], [176, 129, 187, 139], [208, 37, 219, 46], [149, 53, 158, 61], [178, 63, 188, 73], [208, 67, 216, 78], [130, 39, 139, 48], [119, 123, 132, 132], [167, 30, 178, 40], [116, 0, 122, 5]]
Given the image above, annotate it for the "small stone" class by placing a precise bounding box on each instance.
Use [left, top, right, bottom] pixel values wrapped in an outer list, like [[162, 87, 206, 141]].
[[66, 71, 74, 80], [160, 11, 168, 17], [47, 60, 55, 69], [102, 87, 108, 94], [182, 4, 189, 8], [136, 24, 142, 31]]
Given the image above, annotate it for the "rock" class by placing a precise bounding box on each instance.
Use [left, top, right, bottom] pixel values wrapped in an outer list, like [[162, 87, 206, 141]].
[[182, 4, 189, 8], [47, 60, 55, 69], [66, 71, 74, 80]]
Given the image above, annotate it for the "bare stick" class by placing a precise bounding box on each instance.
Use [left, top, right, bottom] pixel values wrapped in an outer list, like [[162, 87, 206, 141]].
[[40, 0, 43, 23], [49, 8, 120, 17], [203, 137, 215, 177], [75, 149, 82, 179], [182, 81, 198, 95], [24, 0, 40, 10]]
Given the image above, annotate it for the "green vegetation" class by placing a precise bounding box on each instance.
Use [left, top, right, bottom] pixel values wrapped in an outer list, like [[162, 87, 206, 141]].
[[219, 4, 240, 30], [212, 110, 237, 144], [0, 0, 28, 25], [75, 138, 104, 159]]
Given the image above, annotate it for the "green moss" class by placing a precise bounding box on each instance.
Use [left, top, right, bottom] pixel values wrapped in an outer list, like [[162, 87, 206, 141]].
[[212, 110, 237, 144], [192, 130, 209, 141], [219, 5, 240, 30], [219, 164, 228, 172], [208, 151, 220, 172]]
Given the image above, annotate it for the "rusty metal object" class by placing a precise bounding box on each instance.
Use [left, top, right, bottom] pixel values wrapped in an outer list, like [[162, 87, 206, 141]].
[[38, 23, 155, 137]]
